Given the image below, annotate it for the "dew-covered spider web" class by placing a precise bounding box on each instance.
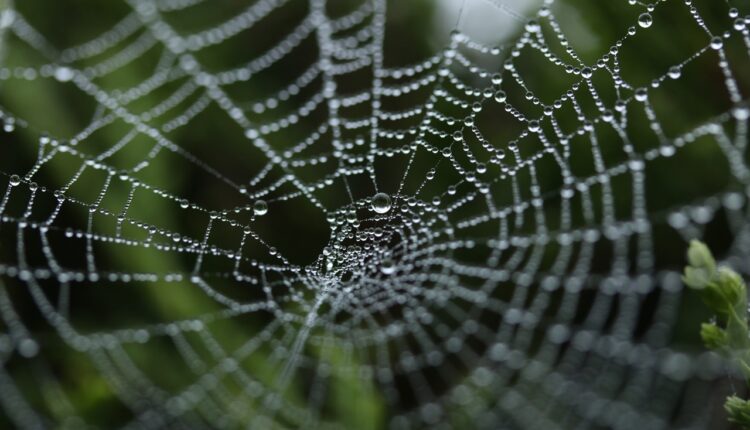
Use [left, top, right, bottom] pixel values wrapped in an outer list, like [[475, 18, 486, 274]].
[[0, 0, 749, 428]]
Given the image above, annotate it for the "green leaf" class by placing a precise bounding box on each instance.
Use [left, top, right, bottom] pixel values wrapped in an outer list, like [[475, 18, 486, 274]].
[[717, 267, 746, 307], [687, 240, 716, 273], [683, 241, 750, 427], [700, 322, 728, 350], [683, 241, 718, 291], [725, 395, 750, 429], [682, 266, 713, 290], [696, 281, 733, 318]]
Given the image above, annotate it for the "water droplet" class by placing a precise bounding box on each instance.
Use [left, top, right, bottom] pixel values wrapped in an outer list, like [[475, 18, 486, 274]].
[[371, 193, 392, 214], [528, 120, 541, 133], [2, 119, 14, 133], [581, 67, 593, 79], [634, 88, 648, 102], [253, 199, 268, 216], [637, 13, 652, 29], [710, 36, 723, 50], [18, 338, 38, 357], [525, 19, 540, 33], [667, 66, 681, 79], [9, 174, 20, 186], [628, 159, 645, 171], [732, 106, 750, 120], [179, 199, 189, 209], [54, 66, 73, 82], [494, 90, 507, 103], [380, 258, 395, 275]]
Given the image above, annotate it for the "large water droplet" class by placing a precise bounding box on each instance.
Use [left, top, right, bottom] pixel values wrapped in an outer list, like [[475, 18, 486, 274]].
[[380, 258, 395, 275], [371, 192, 392, 214], [667, 66, 681, 79], [253, 199, 268, 216], [710, 36, 723, 50], [528, 120, 541, 133], [637, 13, 652, 29], [18, 338, 39, 358], [54, 66, 74, 82], [525, 19, 540, 33], [634, 87, 648, 102], [494, 90, 507, 103], [732, 106, 750, 121], [9, 174, 21, 186]]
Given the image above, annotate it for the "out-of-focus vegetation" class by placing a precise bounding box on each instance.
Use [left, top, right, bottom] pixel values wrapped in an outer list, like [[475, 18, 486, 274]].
[[684, 240, 750, 429]]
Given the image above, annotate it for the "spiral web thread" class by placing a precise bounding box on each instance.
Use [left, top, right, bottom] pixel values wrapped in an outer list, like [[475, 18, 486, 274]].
[[0, 0, 749, 428]]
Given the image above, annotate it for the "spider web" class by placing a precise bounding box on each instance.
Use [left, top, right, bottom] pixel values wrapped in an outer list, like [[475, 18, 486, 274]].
[[0, 0, 748, 428]]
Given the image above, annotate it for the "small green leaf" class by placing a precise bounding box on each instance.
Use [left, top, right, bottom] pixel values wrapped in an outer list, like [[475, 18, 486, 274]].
[[700, 322, 728, 350], [687, 240, 716, 273], [697, 280, 732, 317], [683, 241, 750, 428], [682, 266, 713, 290], [683, 241, 718, 291], [717, 267, 746, 307], [725, 395, 750, 429]]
